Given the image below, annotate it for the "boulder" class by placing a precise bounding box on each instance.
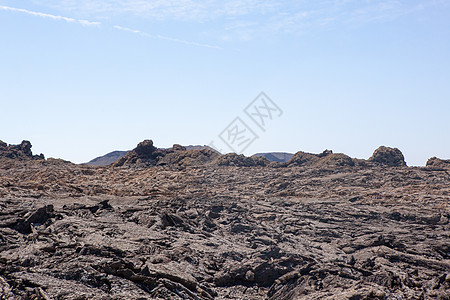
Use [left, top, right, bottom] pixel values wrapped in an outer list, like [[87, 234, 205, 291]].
[[369, 146, 406, 167], [15, 205, 54, 234]]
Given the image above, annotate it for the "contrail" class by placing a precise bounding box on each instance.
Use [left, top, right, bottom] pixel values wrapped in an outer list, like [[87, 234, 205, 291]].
[[113, 25, 152, 38], [1, 5, 221, 50], [0, 5, 101, 26], [114, 25, 222, 50]]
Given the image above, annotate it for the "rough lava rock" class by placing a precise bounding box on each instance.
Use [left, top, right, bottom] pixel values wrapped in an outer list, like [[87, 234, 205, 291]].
[[317, 153, 355, 167], [427, 157, 450, 169], [287, 150, 355, 168], [157, 146, 219, 168], [114, 140, 219, 168], [1, 140, 449, 299], [0, 140, 44, 161], [113, 140, 163, 168], [217, 153, 269, 167], [369, 146, 406, 167], [287, 151, 320, 167]]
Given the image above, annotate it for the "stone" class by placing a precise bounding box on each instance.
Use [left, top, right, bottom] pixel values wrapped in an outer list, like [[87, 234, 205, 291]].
[[0, 140, 44, 160], [369, 146, 406, 167], [15, 205, 54, 234]]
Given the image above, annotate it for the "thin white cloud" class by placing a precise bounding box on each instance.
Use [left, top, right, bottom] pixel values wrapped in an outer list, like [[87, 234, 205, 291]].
[[0, 5, 100, 26], [32, 0, 278, 21], [0, 5, 220, 49], [113, 25, 152, 38], [30, 0, 449, 41], [5, 1, 448, 44], [114, 25, 222, 49]]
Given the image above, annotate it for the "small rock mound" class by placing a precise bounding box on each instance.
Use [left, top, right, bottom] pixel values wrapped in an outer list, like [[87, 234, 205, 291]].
[[0, 140, 44, 160], [369, 146, 406, 167], [113, 140, 219, 168], [287, 151, 320, 167], [217, 153, 269, 167], [113, 140, 162, 167], [158, 146, 219, 167], [317, 153, 355, 167], [287, 150, 355, 167], [426, 157, 450, 169]]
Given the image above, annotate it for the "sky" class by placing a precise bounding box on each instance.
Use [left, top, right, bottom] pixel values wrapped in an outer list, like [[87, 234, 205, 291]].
[[0, 0, 449, 165]]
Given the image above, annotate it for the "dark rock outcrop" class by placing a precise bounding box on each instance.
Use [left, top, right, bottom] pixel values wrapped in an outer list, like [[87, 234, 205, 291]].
[[0, 140, 44, 160], [157, 146, 219, 167], [287, 150, 355, 167], [113, 140, 219, 168], [87, 145, 219, 167], [426, 157, 450, 169], [113, 140, 162, 167], [15, 205, 54, 234], [369, 146, 406, 167], [217, 153, 269, 167]]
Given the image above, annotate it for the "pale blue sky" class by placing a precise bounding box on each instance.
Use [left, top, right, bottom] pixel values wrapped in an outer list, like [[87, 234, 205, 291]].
[[1, 0, 449, 165]]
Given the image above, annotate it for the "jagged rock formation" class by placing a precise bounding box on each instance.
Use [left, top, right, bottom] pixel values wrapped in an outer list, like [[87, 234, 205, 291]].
[[369, 146, 406, 167], [217, 153, 270, 167], [113, 140, 162, 167], [88, 141, 408, 171], [113, 140, 219, 168], [185, 145, 220, 153], [157, 145, 220, 167], [287, 150, 355, 168], [87, 145, 219, 167], [0, 140, 44, 161], [427, 157, 450, 169]]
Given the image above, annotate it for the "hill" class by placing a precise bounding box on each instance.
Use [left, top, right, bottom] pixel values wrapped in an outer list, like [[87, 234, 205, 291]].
[[252, 152, 294, 162], [85, 150, 129, 166]]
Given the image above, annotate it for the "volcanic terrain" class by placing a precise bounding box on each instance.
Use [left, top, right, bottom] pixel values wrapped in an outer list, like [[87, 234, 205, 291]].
[[1, 140, 450, 299]]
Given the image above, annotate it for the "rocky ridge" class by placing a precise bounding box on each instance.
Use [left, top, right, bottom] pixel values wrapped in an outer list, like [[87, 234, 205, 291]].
[[0, 140, 44, 161], [113, 140, 220, 168]]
